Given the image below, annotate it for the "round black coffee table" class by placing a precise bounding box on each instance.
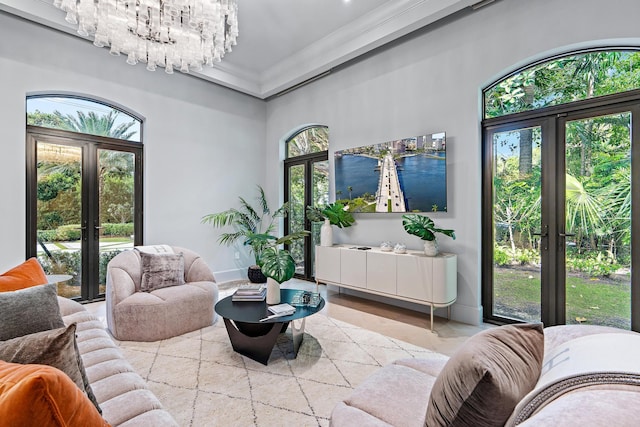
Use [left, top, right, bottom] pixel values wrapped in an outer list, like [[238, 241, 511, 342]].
[[214, 288, 325, 365]]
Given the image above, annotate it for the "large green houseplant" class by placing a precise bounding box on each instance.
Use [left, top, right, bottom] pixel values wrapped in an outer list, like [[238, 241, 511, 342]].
[[202, 185, 308, 282], [306, 202, 355, 246], [402, 213, 455, 256]]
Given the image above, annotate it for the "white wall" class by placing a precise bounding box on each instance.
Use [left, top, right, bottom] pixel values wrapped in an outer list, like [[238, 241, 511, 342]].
[[0, 12, 266, 281], [265, 0, 640, 325]]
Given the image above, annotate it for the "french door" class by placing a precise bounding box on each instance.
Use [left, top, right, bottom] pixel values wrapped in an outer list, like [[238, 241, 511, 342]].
[[483, 97, 640, 330], [284, 152, 329, 280], [26, 126, 142, 301]]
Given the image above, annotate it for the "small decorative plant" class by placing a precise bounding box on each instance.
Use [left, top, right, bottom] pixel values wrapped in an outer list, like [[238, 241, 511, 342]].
[[402, 213, 455, 256], [259, 246, 296, 284], [306, 202, 355, 228]]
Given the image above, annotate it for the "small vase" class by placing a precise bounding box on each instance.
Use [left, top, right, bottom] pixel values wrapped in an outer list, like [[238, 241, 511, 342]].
[[320, 218, 333, 247], [424, 240, 438, 256], [266, 277, 281, 305]]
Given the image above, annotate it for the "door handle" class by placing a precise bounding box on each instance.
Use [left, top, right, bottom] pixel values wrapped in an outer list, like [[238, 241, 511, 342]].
[[558, 232, 575, 237], [532, 225, 548, 250]]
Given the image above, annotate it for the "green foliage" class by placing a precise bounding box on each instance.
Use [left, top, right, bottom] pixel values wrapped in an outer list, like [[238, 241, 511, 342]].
[[57, 224, 82, 241], [493, 245, 511, 266], [402, 214, 455, 242], [202, 185, 308, 265], [259, 247, 296, 283], [99, 250, 122, 286], [38, 251, 81, 286], [37, 170, 79, 202], [102, 223, 134, 237], [566, 252, 620, 277], [306, 202, 355, 228], [485, 50, 640, 118]]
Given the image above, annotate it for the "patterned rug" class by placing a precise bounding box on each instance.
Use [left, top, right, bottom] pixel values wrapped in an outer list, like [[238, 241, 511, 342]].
[[116, 287, 447, 426]]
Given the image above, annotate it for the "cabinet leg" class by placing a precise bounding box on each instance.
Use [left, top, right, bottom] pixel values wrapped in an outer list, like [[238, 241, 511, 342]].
[[448, 305, 451, 320], [430, 304, 434, 332]]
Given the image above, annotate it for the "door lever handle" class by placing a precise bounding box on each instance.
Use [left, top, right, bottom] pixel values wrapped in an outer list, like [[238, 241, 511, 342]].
[[558, 232, 576, 237]]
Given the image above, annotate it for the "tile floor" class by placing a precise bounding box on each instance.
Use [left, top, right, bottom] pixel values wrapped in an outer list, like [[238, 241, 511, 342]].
[[85, 278, 491, 357]]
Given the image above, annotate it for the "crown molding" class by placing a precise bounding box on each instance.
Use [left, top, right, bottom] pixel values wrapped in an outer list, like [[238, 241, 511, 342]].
[[1, 0, 477, 99], [258, 0, 477, 98]]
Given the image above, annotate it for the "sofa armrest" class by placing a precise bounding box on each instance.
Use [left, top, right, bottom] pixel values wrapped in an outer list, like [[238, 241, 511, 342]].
[[106, 267, 136, 306], [185, 257, 215, 283]]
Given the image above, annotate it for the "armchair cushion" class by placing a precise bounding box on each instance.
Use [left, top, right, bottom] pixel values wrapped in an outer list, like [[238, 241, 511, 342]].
[[139, 252, 185, 292]]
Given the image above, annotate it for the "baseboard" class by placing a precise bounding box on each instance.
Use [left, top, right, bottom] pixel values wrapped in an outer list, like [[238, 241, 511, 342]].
[[212, 268, 246, 283]]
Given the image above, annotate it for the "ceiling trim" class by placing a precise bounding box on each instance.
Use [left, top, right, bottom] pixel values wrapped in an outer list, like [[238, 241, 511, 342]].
[[1, 0, 478, 99]]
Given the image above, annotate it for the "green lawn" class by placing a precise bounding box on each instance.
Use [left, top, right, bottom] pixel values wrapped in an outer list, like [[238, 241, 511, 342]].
[[494, 267, 630, 329]]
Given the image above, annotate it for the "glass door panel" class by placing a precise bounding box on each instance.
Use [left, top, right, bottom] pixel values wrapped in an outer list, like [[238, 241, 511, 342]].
[[564, 112, 631, 328], [311, 159, 329, 276], [97, 149, 136, 294], [288, 164, 306, 275], [36, 142, 83, 298], [492, 126, 542, 322]]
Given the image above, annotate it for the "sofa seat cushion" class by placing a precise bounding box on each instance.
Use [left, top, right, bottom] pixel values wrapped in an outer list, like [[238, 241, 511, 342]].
[[341, 362, 440, 427], [112, 283, 215, 342]]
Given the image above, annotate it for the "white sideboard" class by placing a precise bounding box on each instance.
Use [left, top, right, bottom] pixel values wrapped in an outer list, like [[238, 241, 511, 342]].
[[315, 244, 457, 331]]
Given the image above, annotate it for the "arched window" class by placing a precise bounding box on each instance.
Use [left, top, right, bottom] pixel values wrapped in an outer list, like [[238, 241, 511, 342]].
[[482, 49, 640, 331], [284, 125, 329, 281], [27, 95, 142, 142], [26, 94, 143, 302], [484, 50, 640, 118]]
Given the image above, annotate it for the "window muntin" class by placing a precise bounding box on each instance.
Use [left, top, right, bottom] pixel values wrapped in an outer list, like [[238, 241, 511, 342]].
[[484, 50, 640, 119], [27, 96, 141, 142]]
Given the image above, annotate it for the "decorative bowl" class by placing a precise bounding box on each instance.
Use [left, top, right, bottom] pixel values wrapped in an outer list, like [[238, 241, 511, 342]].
[[380, 241, 393, 252]]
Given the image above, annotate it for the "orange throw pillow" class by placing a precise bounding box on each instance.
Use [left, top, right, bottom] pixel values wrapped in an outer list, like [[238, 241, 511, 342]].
[[0, 258, 48, 292], [0, 360, 109, 427]]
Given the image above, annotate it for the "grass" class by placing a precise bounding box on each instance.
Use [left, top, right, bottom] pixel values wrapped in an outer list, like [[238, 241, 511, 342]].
[[494, 266, 630, 329]]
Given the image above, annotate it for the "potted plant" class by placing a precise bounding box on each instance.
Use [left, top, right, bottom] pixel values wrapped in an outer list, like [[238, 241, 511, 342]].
[[402, 213, 455, 256], [202, 185, 308, 282], [259, 246, 296, 304], [306, 202, 355, 246]]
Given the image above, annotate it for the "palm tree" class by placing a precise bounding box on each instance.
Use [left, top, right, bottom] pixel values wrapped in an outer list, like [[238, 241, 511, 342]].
[[54, 110, 137, 140]]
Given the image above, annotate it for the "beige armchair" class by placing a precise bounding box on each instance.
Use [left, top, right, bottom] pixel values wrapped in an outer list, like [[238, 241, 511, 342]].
[[106, 246, 218, 341]]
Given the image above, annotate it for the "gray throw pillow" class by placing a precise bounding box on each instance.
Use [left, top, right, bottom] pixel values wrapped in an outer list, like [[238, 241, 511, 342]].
[[0, 323, 101, 414], [139, 252, 185, 292], [425, 323, 544, 427], [0, 283, 64, 341]]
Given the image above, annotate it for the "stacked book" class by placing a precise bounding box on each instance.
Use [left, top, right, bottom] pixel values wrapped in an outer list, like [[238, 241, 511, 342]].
[[231, 283, 267, 301]]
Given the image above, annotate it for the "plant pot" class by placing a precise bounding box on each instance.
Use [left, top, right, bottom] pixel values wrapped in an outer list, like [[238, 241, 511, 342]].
[[423, 240, 438, 257], [320, 218, 333, 247], [266, 277, 281, 305], [247, 265, 267, 283]]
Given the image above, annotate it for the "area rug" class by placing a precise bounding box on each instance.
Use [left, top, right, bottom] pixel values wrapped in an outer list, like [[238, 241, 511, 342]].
[[115, 294, 447, 426]]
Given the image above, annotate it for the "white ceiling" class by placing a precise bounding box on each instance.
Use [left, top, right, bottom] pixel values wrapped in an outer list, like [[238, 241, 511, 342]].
[[0, 0, 479, 99]]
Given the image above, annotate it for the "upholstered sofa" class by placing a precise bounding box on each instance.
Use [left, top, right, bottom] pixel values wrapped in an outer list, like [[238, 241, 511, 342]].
[[331, 324, 640, 427], [106, 246, 218, 341], [58, 296, 178, 426]]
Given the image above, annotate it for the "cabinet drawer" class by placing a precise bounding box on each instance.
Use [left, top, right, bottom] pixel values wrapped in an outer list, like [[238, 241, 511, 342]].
[[315, 246, 341, 283], [340, 248, 367, 288], [396, 254, 433, 301], [366, 251, 396, 294]]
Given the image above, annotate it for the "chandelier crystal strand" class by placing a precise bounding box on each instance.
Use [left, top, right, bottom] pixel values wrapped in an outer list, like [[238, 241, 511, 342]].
[[53, 0, 238, 74]]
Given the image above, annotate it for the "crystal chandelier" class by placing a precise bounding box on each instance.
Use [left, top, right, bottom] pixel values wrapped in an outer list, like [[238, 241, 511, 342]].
[[53, 0, 239, 74]]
